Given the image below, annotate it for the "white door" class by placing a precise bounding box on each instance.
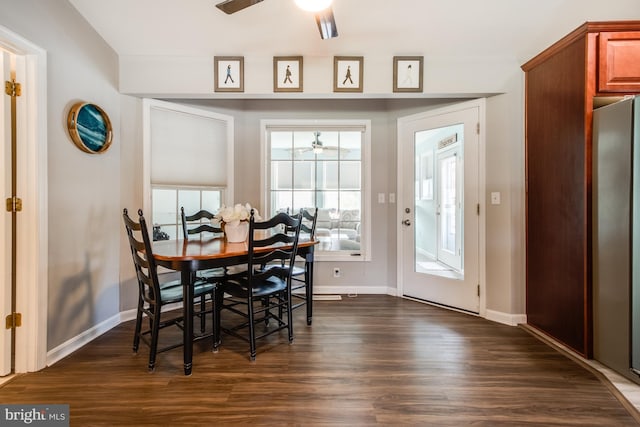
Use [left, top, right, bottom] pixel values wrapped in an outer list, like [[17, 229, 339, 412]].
[[1, 51, 13, 376], [398, 101, 482, 314]]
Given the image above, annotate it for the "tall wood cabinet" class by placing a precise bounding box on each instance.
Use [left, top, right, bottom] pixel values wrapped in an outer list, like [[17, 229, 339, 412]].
[[522, 21, 640, 357]]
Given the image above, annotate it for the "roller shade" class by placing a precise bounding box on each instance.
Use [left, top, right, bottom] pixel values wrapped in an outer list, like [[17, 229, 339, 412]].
[[150, 106, 230, 186]]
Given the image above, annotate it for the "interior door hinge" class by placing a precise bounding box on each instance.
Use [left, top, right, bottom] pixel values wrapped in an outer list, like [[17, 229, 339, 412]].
[[477, 284, 480, 297], [476, 122, 480, 135], [4, 80, 22, 97], [477, 203, 480, 215], [5, 196, 22, 212], [5, 313, 22, 329]]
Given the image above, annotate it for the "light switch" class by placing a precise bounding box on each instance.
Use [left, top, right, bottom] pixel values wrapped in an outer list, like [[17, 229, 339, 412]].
[[389, 193, 396, 204], [491, 192, 501, 205], [378, 193, 385, 204]]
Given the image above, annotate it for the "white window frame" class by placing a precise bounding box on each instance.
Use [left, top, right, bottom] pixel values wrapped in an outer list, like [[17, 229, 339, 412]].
[[260, 119, 371, 262]]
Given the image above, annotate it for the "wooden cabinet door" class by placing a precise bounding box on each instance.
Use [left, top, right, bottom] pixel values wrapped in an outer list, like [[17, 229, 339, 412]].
[[598, 31, 640, 92]]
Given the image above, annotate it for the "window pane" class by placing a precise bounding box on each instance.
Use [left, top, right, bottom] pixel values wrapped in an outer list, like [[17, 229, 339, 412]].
[[317, 161, 339, 190], [340, 132, 362, 160], [271, 132, 293, 160], [294, 132, 316, 161], [339, 162, 361, 190], [315, 131, 339, 160], [340, 191, 361, 211], [293, 191, 314, 211], [293, 161, 313, 189], [272, 161, 293, 190], [202, 191, 222, 213], [153, 187, 224, 241], [152, 189, 176, 225], [271, 191, 292, 214], [178, 190, 201, 218], [317, 191, 339, 209]]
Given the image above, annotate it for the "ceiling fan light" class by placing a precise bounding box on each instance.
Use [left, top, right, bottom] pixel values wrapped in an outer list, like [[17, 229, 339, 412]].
[[295, 0, 333, 12]]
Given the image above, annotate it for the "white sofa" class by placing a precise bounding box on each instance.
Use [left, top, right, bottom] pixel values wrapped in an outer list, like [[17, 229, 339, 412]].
[[316, 208, 361, 250]]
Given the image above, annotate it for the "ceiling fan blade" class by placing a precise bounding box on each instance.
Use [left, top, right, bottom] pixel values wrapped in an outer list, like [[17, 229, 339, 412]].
[[315, 7, 338, 39], [215, 0, 264, 14]]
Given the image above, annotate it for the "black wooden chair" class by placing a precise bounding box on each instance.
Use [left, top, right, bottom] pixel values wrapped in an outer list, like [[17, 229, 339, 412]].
[[216, 209, 302, 360], [123, 208, 216, 372], [286, 208, 318, 325], [180, 207, 227, 282]]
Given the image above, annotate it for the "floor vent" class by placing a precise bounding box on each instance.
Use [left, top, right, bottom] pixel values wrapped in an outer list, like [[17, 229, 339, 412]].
[[312, 295, 342, 301]]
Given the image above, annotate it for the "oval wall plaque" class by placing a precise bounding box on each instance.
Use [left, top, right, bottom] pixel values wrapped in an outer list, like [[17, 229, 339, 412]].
[[67, 102, 113, 154]]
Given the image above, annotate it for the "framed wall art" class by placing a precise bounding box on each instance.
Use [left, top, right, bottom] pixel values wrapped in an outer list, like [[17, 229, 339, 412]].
[[393, 56, 423, 92], [274, 56, 303, 92], [214, 56, 244, 92], [67, 102, 113, 154], [333, 56, 363, 93]]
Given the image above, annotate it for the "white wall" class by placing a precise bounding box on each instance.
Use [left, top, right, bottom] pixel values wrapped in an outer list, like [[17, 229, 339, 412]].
[[0, 0, 125, 350], [118, 43, 527, 319]]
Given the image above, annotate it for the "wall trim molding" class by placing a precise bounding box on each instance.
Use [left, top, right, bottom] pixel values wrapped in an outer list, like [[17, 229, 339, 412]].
[[485, 309, 526, 326]]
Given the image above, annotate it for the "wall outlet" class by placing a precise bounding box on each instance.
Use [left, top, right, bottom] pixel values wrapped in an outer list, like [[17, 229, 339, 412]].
[[333, 267, 341, 278]]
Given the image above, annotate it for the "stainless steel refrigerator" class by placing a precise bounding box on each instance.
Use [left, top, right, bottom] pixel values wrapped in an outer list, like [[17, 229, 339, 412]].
[[593, 95, 640, 384]]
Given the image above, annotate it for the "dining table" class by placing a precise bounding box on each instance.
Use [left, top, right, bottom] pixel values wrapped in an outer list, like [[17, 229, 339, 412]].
[[152, 235, 316, 375]]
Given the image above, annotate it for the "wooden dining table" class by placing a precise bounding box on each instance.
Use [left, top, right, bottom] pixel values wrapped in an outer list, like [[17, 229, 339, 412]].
[[152, 235, 316, 375]]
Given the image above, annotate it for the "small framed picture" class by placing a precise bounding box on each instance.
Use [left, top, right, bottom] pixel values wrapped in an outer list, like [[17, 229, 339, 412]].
[[334, 56, 363, 93], [393, 56, 423, 92], [214, 56, 244, 92], [274, 56, 303, 92]]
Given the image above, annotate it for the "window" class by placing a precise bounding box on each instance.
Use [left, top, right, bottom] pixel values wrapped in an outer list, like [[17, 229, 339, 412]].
[[151, 186, 224, 240], [263, 120, 371, 260], [143, 99, 234, 239]]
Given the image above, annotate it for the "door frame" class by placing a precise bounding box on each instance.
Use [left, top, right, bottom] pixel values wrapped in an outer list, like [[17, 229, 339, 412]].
[[0, 25, 48, 374], [396, 98, 486, 317]]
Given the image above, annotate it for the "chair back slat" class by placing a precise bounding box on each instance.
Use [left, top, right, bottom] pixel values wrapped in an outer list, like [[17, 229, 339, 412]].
[[286, 207, 318, 239], [181, 207, 223, 240], [123, 208, 163, 305], [247, 210, 302, 288]]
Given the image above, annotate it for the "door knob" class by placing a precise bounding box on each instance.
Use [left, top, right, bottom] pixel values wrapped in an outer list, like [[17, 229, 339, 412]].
[[402, 219, 411, 226]]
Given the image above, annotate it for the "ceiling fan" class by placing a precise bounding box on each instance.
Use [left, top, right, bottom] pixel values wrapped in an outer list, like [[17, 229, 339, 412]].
[[294, 132, 347, 155], [215, 0, 338, 39]]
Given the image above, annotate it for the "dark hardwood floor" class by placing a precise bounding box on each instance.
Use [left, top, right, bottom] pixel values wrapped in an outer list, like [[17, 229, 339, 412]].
[[1, 295, 638, 426]]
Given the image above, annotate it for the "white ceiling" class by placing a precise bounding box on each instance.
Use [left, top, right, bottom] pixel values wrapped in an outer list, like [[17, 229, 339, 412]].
[[68, 0, 640, 61]]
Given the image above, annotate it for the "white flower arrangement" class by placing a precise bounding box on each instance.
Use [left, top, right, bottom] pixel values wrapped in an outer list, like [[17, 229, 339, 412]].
[[214, 203, 261, 227]]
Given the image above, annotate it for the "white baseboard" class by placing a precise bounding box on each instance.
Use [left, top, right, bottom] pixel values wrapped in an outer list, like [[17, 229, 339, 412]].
[[46, 312, 123, 367], [485, 309, 527, 326], [313, 285, 395, 297], [46, 303, 183, 367]]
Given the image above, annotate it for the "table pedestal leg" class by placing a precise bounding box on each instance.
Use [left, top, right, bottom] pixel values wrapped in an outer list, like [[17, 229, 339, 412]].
[[182, 269, 193, 376], [306, 258, 313, 326]]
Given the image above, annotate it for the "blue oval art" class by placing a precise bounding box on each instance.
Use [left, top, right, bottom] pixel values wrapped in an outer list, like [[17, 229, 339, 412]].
[[67, 102, 112, 154]]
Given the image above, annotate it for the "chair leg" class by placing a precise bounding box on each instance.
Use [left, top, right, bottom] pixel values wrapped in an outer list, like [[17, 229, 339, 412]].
[[305, 267, 312, 326], [133, 297, 144, 353], [213, 287, 223, 352], [200, 295, 206, 333], [247, 296, 257, 361], [148, 305, 161, 372], [286, 289, 294, 343]]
